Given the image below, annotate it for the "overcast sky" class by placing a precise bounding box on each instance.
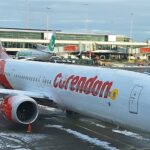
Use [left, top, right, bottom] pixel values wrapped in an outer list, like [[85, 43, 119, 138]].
[[0, 0, 150, 41]]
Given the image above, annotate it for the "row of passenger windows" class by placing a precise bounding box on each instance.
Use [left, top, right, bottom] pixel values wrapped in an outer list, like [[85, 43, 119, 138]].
[[14, 74, 51, 84], [6, 72, 51, 85]]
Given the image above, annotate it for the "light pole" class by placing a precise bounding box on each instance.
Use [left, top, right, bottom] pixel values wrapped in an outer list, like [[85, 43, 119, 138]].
[[26, 0, 30, 29], [83, 3, 88, 33], [46, 7, 51, 32], [130, 13, 134, 41]]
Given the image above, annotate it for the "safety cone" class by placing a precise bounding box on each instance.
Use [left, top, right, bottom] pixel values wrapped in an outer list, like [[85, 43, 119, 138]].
[[27, 124, 32, 133]]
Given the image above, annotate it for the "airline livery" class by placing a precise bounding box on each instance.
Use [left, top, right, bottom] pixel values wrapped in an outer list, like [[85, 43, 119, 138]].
[[0, 45, 150, 132]]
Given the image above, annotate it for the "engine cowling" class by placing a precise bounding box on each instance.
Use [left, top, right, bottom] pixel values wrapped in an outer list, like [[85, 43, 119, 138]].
[[0, 95, 39, 124]]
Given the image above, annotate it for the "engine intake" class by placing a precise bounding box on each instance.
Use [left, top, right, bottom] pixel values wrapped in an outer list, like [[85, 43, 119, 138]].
[[0, 95, 39, 124]]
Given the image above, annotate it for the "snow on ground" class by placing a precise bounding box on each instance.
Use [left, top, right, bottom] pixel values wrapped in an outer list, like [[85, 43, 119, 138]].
[[91, 122, 106, 128], [0, 132, 47, 150], [112, 129, 150, 141], [0, 132, 47, 142], [38, 105, 63, 114], [46, 124, 119, 150]]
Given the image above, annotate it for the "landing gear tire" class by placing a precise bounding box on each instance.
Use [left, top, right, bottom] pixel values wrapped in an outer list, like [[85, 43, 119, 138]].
[[65, 110, 80, 119]]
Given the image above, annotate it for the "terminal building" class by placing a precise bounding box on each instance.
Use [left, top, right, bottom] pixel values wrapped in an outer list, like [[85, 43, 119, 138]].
[[0, 28, 130, 51], [0, 28, 150, 61]]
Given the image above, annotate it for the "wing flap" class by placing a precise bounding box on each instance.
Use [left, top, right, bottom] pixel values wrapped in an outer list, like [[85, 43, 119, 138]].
[[0, 89, 53, 100]]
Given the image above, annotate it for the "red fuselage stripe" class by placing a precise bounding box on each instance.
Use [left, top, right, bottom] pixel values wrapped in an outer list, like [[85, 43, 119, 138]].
[[0, 60, 13, 89]]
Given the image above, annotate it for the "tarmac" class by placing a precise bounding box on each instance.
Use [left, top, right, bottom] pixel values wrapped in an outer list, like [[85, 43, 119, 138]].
[[0, 105, 150, 150]]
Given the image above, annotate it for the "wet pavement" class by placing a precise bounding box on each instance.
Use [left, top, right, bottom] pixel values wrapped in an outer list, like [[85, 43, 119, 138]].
[[0, 106, 150, 150], [116, 66, 150, 73]]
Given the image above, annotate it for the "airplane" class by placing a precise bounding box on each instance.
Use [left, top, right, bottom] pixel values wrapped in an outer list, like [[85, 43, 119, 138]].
[[16, 34, 80, 62], [16, 33, 56, 61], [0, 44, 150, 133]]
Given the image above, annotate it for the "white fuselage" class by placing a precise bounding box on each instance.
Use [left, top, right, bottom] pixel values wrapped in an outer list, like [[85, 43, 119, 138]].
[[16, 49, 52, 61], [4, 59, 150, 132]]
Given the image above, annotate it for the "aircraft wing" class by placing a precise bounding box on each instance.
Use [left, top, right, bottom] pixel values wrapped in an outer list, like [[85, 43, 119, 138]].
[[24, 57, 37, 61], [0, 88, 54, 100], [36, 44, 47, 50], [19, 57, 47, 61], [16, 53, 36, 60]]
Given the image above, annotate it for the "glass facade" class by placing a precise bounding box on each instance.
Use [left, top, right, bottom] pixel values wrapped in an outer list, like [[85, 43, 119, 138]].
[[0, 28, 130, 51], [116, 36, 130, 42], [0, 31, 43, 39], [56, 33, 107, 41], [3, 42, 36, 49]]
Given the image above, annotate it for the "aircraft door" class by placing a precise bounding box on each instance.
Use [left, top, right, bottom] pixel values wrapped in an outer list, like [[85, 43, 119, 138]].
[[129, 85, 143, 114]]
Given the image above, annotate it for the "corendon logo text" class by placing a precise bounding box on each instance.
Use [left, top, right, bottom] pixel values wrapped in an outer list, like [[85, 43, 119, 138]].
[[53, 73, 114, 99]]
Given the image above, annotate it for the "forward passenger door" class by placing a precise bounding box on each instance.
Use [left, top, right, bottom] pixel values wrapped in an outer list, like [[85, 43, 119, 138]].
[[129, 85, 143, 114]]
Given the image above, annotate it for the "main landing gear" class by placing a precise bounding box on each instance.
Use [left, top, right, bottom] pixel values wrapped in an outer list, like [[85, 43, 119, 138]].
[[65, 110, 80, 119]]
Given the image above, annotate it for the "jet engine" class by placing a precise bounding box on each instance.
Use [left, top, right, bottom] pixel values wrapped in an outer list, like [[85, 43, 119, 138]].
[[0, 95, 39, 124]]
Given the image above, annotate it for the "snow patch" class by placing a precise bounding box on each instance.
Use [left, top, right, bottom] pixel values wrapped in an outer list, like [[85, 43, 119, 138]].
[[38, 105, 57, 111], [46, 124, 119, 150], [0, 132, 47, 143], [91, 122, 106, 128], [16, 148, 31, 150], [38, 105, 63, 113], [0, 132, 47, 150], [112, 129, 150, 141]]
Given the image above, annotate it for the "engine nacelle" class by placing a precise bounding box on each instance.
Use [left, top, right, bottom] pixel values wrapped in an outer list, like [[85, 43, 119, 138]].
[[0, 95, 39, 124]]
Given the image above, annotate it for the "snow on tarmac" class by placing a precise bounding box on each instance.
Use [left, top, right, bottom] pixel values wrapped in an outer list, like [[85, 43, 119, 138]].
[[46, 124, 119, 150]]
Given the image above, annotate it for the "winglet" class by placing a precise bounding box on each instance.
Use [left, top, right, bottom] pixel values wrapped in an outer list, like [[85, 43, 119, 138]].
[[48, 33, 55, 52], [0, 41, 11, 60]]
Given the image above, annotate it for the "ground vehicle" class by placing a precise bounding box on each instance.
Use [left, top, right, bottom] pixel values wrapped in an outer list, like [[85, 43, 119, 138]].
[[49, 56, 63, 63]]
